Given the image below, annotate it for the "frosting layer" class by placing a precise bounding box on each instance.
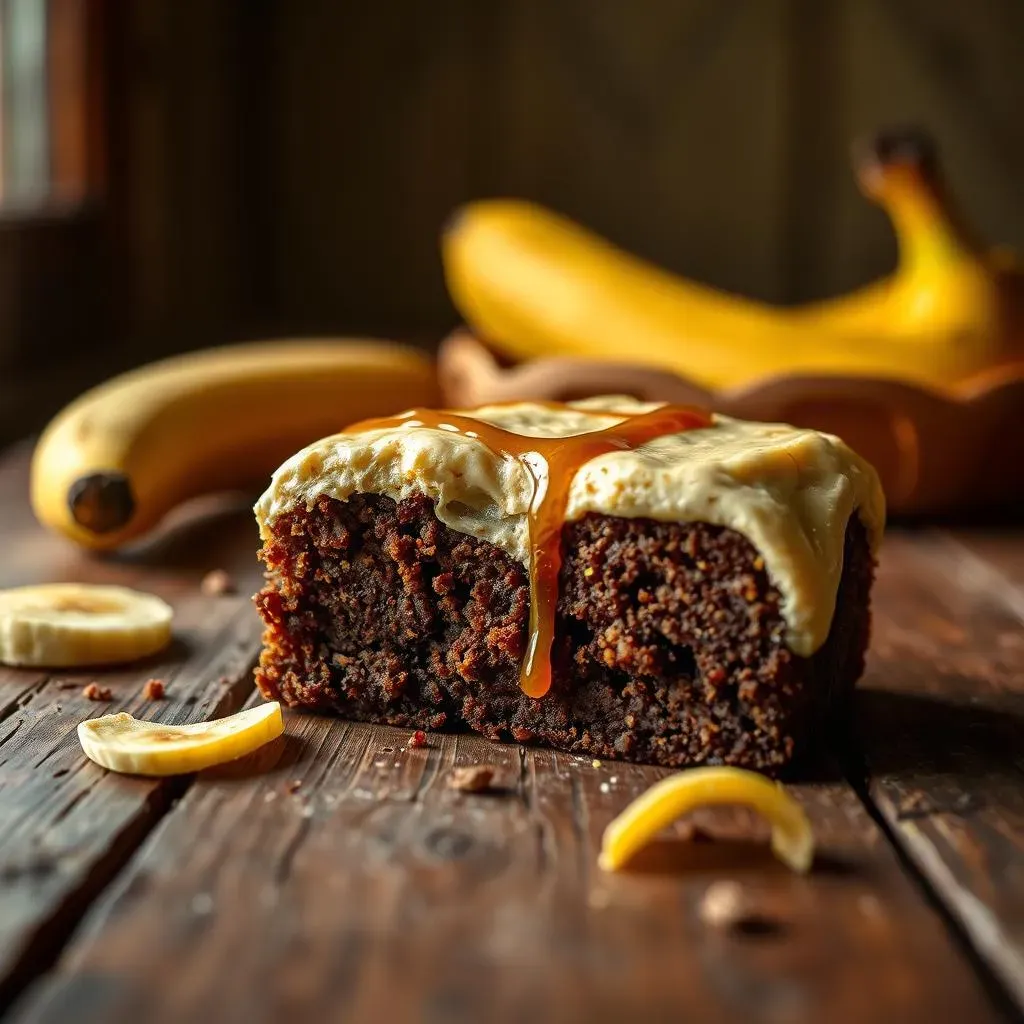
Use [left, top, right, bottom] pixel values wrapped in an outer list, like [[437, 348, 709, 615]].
[[255, 397, 885, 656]]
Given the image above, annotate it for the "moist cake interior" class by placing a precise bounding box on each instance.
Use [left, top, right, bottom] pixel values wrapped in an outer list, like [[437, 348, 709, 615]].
[[255, 491, 873, 772]]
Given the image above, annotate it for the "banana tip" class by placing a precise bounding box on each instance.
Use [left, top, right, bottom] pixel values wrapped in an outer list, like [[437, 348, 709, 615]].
[[68, 472, 136, 535], [854, 126, 939, 183]]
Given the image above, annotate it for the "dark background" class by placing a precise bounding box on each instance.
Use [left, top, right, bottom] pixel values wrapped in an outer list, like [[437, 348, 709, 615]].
[[2, 0, 1023, 442]]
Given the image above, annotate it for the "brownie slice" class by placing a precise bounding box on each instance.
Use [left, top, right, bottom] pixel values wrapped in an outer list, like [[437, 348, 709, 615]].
[[255, 491, 873, 772]]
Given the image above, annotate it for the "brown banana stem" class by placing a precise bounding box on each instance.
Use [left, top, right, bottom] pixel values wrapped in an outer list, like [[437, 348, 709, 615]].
[[854, 127, 985, 268]]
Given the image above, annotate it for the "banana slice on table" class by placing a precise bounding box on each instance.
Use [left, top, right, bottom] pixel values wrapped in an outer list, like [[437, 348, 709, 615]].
[[599, 766, 814, 874], [78, 702, 284, 776], [0, 583, 173, 668]]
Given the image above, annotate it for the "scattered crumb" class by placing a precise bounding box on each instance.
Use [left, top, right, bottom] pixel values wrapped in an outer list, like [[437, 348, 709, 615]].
[[608, 775, 618, 784], [699, 881, 781, 937], [408, 730, 428, 748], [699, 881, 748, 929], [263, 791, 277, 803], [82, 683, 112, 702], [896, 791, 927, 817], [142, 678, 165, 701], [592, 759, 602, 768], [287, 779, 303, 794], [190, 893, 214, 916], [201, 569, 236, 596], [599, 782, 610, 794], [447, 765, 496, 793]]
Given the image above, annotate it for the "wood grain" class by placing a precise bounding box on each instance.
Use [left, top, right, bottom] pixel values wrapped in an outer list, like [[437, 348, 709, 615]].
[[0, 450, 266, 1009], [859, 530, 1024, 1012], [10, 719, 1001, 1023]]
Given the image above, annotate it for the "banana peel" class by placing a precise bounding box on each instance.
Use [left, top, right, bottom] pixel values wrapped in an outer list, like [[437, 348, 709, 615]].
[[598, 767, 814, 874], [443, 128, 1024, 394]]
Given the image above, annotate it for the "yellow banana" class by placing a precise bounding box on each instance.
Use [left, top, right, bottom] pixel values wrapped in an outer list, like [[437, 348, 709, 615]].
[[31, 339, 438, 551], [443, 130, 1023, 392]]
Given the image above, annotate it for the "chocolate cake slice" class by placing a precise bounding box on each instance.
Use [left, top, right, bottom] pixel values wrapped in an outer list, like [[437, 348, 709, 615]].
[[253, 397, 884, 772]]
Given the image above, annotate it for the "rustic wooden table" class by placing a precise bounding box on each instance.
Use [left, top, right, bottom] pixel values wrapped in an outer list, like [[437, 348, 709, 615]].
[[0, 440, 1021, 1024]]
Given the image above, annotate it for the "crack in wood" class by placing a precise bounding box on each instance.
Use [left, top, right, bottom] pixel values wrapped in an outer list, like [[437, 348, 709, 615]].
[[272, 815, 312, 887]]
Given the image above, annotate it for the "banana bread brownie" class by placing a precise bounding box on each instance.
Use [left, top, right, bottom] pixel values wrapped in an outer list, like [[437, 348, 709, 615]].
[[253, 398, 884, 772]]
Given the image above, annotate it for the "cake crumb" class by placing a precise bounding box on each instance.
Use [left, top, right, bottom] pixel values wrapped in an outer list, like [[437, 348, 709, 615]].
[[699, 881, 781, 936], [700, 881, 748, 929], [287, 779, 303, 794], [447, 765, 496, 793], [142, 678, 165, 701], [82, 683, 112, 702], [191, 893, 214, 916], [201, 569, 236, 596], [592, 759, 602, 768], [408, 730, 428, 748]]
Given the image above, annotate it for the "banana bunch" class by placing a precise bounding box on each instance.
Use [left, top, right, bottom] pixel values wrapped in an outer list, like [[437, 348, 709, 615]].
[[31, 339, 438, 550], [443, 130, 1024, 393]]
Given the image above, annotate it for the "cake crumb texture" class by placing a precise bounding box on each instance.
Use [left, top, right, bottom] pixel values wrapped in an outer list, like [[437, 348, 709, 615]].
[[254, 493, 873, 771]]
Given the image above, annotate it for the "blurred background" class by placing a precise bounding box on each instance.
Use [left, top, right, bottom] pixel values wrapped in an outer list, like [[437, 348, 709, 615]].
[[1, 0, 1022, 443]]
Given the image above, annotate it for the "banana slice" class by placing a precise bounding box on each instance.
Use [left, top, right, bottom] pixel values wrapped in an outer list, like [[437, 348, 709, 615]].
[[78, 702, 284, 776], [0, 583, 173, 668], [598, 766, 814, 874]]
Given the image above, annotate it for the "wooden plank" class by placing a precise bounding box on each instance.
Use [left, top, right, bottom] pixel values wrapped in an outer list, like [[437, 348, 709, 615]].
[[859, 529, 1024, 1013], [0, 448, 267, 1009], [11, 716, 1002, 1022]]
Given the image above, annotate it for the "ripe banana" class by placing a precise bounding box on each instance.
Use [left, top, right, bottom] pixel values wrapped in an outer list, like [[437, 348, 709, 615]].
[[443, 129, 1024, 392], [31, 339, 438, 551], [0, 583, 172, 667], [78, 702, 283, 776]]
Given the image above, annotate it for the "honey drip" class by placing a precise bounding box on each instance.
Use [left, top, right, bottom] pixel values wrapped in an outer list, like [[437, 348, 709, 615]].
[[347, 403, 712, 697]]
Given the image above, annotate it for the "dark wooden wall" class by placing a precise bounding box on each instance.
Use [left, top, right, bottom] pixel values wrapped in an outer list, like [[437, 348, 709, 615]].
[[3, 0, 1024, 439]]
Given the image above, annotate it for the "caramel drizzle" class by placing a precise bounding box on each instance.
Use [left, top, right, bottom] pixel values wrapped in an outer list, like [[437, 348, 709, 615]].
[[347, 403, 712, 698]]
